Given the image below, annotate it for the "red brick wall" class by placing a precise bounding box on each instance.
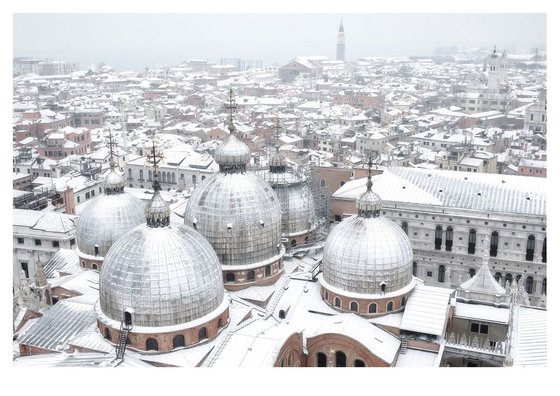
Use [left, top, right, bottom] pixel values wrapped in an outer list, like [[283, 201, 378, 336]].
[[98, 307, 229, 353], [274, 332, 305, 367], [223, 258, 284, 291], [321, 284, 412, 317], [306, 333, 392, 367]]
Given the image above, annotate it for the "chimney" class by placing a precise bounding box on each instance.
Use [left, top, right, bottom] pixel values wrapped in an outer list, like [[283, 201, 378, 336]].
[[63, 185, 76, 215]]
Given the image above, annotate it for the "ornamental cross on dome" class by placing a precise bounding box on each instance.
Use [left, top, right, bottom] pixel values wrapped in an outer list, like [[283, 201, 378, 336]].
[[145, 131, 164, 190], [107, 126, 118, 168], [225, 87, 238, 133]]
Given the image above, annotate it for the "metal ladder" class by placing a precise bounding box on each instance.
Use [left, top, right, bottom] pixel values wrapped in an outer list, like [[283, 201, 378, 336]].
[[400, 339, 408, 355], [115, 320, 131, 360]]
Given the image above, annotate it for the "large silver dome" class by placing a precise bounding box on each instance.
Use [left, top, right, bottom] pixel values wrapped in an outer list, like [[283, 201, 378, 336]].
[[76, 169, 145, 258], [184, 171, 283, 267], [99, 221, 224, 327], [260, 164, 316, 238], [322, 175, 413, 295]]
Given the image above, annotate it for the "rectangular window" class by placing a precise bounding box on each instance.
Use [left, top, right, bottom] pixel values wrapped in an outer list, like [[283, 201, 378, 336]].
[[70, 238, 76, 246], [34, 239, 42, 246], [17, 237, 24, 244], [470, 323, 479, 333], [530, 114, 534, 121], [85, 192, 90, 199], [480, 324, 489, 334], [427, 271, 433, 277], [52, 241, 59, 248], [21, 262, 29, 279], [77, 196, 80, 203]]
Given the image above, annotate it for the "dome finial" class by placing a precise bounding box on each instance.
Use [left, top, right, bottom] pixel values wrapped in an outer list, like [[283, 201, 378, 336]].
[[357, 153, 381, 217], [366, 153, 373, 192], [145, 131, 164, 192], [144, 131, 170, 227], [225, 87, 238, 135], [107, 125, 117, 169], [103, 126, 125, 195], [269, 116, 287, 173]]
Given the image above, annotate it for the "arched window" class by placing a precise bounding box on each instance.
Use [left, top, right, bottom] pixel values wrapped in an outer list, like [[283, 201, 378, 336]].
[[335, 351, 346, 367], [387, 301, 394, 312], [320, 178, 326, 188], [171, 173, 176, 184], [162, 172, 167, 183], [526, 276, 534, 294], [380, 283, 386, 294], [515, 274, 522, 284], [469, 268, 476, 278], [413, 262, 417, 276], [401, 297, 406, 307], [202, 175, 206, 181], [139, 169, 143, 181], [247, 270, 255, 282], [526, 235, 535, 261], [542, 237, 547, 263], [494, 272, 502, 283], [350, 302, 358, 312], [445, 226, 453, 251], [435, 225, 443, 250], [438, 265, 446, 283], [198, 327, 207, 341], [91, 263, 98, 270], [490, 231, 499, 257], [368, 303, 377, 314], [401, 222, 408, 236], [505, 273, 513, 285], [542, 278, 547, 295], [146, 338, 158, 351], [218, 318, 223, 328], [167, 172, 171, 183], [104, 327, 111, 341], [334, 297, 341, 308], [317, 352, 327, 367], [354, 359, 366, 367], [192, 174, 197, 184], [279, 310, 286, 319], [173, 335, 185, 348], [468, 229, 476, 254], [265, 265, 271, 277], [225, 272, 235, 283], [291, 239, 297, 247], [148, 170, 152, 181]]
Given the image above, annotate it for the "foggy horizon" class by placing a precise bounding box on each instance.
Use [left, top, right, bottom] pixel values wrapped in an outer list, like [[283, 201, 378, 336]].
[[14, 13, 546, 71]]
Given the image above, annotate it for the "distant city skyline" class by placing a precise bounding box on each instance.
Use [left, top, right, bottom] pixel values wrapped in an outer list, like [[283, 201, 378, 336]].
[[13, 13, 546, 71]]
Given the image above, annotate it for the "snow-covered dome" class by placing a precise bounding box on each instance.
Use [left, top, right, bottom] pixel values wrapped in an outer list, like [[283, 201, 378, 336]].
[[99, 187, 224, 327], [185, 120, 283, 268], [322, 177, 413, 295], [76, 168, 145, 258], [260, 152, 316, 238], [184, 171, 283, 268]]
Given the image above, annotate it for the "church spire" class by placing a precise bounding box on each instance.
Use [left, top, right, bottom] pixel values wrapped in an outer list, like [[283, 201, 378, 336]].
[[337, 19, 345, 62]]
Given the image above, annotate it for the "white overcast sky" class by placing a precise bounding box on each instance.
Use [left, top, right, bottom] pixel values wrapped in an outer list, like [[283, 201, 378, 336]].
[[13, 13, 546, 71]]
